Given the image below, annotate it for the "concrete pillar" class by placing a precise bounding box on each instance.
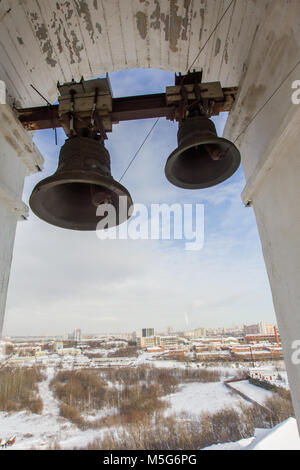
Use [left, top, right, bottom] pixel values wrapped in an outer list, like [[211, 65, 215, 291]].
[[224, 0, 300, 431], [0, 102, 43, 336]]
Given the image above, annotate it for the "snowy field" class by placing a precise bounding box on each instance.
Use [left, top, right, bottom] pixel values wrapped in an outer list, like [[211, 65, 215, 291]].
[[0, 368, 115, 450], [229, 380, 273, 407], [164, 382, 244, 416], [0, 364, 247, 450], [0, 362, 292, 450]]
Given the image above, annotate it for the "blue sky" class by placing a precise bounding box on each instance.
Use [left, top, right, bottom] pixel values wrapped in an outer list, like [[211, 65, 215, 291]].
[[3, 69, 276, 336]]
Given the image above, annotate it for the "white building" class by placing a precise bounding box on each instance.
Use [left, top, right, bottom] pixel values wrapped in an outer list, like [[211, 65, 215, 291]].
[[159, 336, 184, 350]]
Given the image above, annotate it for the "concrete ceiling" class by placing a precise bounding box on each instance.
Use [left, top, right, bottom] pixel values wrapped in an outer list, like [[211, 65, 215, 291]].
[[0, 0, 267, 107]]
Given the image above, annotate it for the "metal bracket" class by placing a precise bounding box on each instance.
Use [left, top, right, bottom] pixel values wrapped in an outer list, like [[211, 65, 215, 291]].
[[16, 72, 238, 132], [57, 76, 113, 138], [166, 78, 224, 122]]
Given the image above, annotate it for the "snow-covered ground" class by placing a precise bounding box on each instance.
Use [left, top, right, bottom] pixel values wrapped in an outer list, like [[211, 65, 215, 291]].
[[229, 380, 273, 407], [164, 382, 244, 416], [0, 367, 115, 450], [0, 363, 293, 450]]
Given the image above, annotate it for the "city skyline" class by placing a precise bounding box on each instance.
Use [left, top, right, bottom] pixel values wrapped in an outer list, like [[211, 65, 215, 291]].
[[2, 320, 277, 340]]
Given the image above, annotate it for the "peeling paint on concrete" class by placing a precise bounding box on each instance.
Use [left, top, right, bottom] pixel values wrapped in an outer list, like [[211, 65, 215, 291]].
[[34, 22, 48, 41], [95, 22, 101, 35], [224, 46, 229, 64], [50, 3, 87, 65], [29, 12, 57, 67], [74, 0, 97, 43], [169, 0, 182, 50], [150, 0, 160, 29], [215, 38, 221, 56], [70, 30, 84, 63], [62, 25, 73, 63], [181, 0, 191, 41], [4, 0, 266, 106], [62, 1, 74, 22], [136, 11, 147, 40], [51, 12, 63, 54], [199, 7, 205, 41], [151, 0, 191, 52]]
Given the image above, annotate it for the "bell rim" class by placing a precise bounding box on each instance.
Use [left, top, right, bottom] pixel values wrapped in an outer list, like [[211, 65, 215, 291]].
[[165, 135, 241, 190], [29, 172, 133, 231]]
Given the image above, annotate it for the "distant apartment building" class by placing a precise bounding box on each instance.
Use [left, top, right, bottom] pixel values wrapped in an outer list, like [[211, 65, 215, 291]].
[[159, 335, 184, 350], [230, 345, 283, 360], [66, 328, 82, 341], [244, 324, 260, 335], [111, 333, 132, 341], [142, 328, 154, 337], [183, 330, 194, 339], [57, 348, 81, 356], [223, 326, 244, 336], [245, 333, 280, 344], [194, 328, 206, 338], [131, 331, 141, 342], [244, 322, 276, 336], [205, 327, 227, 337], [182, 328, 206, 339], [137, 335, 160, 348], [138, 335, 185, 350], [74, 328, 82, 341], [259, 322, 276, 335]]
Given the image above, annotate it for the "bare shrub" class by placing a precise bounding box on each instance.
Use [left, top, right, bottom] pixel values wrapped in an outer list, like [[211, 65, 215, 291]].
[[263, 393, 295, 426], [82, 416, 204, 450], [233, 369, 248, 380], [101, 365, 221, 393], [81, 407, 246, 450], [50, 369, 107, 413], [118, 383, 167, 423], [28, 397, 43, 414], [107, 346, 139, 358], [200, 408, 245, 445], [59, 403, 85, 428], [0, 367, 44, 414]]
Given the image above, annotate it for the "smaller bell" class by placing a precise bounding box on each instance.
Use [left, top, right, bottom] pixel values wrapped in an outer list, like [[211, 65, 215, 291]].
[[29, 133, 133, 231], [165, 116, 241, 189]]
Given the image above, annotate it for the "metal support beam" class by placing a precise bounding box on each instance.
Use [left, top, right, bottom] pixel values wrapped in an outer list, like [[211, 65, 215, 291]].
[[15, 87, 238, 132]]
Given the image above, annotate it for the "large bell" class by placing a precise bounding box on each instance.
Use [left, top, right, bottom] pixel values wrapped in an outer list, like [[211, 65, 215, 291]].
[[165, 116, 241, 189], [29, 133, 133, 230]]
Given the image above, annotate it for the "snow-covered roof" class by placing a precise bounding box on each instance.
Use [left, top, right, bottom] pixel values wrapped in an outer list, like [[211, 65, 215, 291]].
[[249, 418, 300, 450]]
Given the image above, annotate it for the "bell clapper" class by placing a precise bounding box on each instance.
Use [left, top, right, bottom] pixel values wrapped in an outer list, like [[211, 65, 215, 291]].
[[90, 184, 112, 208]]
